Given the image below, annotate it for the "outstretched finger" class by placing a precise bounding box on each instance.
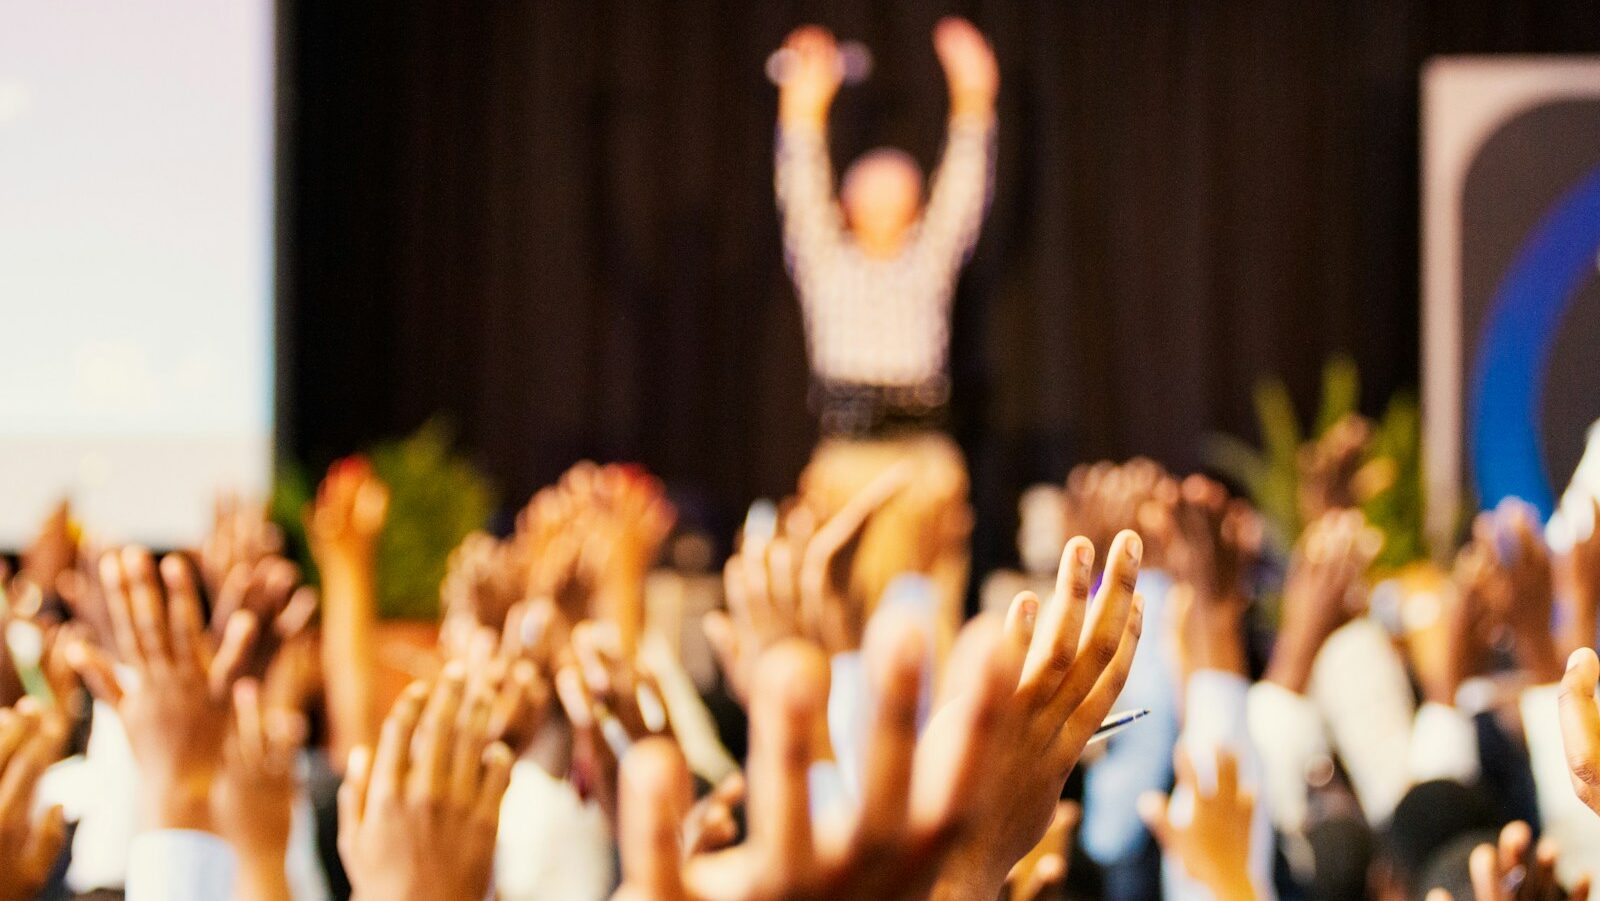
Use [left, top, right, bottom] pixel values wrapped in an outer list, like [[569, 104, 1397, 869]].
[[65, 638, 123, 707], [1468, 842, 1501, 901], [98, 551, 143, 669], [747, 640, 825, 877], [369, 681, 429, 807], [123, 548, 172, 669], [406, 665, 466, 802], [160, 554, 209, 675], [208, 610, 260, 699], [338, 745, 373, 832], [856, 612, 925, 848], [1050, 593, 1145, 758], [1052, 532, 1141, 716], [474, 741, 514, 823], [1021, 536, 1095, 696]]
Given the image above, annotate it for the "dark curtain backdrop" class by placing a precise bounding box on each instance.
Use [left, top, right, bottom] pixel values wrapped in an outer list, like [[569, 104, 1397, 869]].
[[282, 0, 1600, 576]]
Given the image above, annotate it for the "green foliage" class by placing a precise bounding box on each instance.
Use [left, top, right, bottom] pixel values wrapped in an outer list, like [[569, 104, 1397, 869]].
[[1204, 355, 1430, 569], [1314, 355, 1361, 437], [1361, 393, 1428, 570], [270, 420, 496, 621], [270, 457, 317, 584], [1249, 378, 1304, 550]]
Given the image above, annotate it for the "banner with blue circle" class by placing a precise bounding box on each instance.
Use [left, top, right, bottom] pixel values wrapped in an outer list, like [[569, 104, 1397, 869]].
[[1470, 163, 1600, 519]]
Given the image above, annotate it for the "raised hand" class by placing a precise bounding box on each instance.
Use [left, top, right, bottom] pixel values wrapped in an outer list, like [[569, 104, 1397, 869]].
[[1425, 821, 1590, 901], [1150, 476, 1260, 675], [706, 468, 910, 704], [1159, 475, 1261, 607], [305, 455, 390, 574], [1061, 459, 1172, 572], [932, 16, 999, 120], [1265, 509, 1382, 693], [777, 25, 845, 129], [18, 498, 76, 603], [928, 531, 1145, 900], [213, 678, 308, 901], [1139, 747, 1256, 901], [1463, 502, 1562, 682], [614, 615, 1017, 901], [66, 547, 275, 831], [307, 456, 390, 763], [0, 577, 84, 732], [0, 700, 68, 901], [441, 531, 528, 639], [557, 620, 672, 829], [209, 554, 316, 685], [444, 599, 555, 758], [515, 462, 676, 654], [1559, 647, 1600, 814], [337, 668, 515, 901], [200, 492, 286, 595], [1296, 414, 1374, 524]]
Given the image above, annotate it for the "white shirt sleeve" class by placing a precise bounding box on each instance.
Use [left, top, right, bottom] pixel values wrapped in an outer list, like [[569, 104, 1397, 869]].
[[1308, 618, 1416, 825], [1521, 684, 1600, 885], [774, 125, 845, 286], [913, 115, 996, 275], [1246, 680, 1328, 837], [495, 760, 616, 901], [1407, 702, 1479, 785], [124, 830, 237, 901]]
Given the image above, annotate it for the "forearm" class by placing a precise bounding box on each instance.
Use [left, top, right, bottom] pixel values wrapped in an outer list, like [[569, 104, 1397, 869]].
[[320, 558, 380, 762], [774, 123, 844, 279], [234, 851, 291, 901], [599, 558, 649, 658], [919, 116, 995, 265], [1263, 623, 1327, 694], [1192, 603, 1248, 676]]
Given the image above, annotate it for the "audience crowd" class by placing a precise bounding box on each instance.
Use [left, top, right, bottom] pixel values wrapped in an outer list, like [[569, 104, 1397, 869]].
[[3, 420, 1600, 901]]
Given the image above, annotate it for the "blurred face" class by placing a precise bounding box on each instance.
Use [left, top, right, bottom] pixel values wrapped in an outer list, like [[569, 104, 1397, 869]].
[[841, 150, 922, 254]]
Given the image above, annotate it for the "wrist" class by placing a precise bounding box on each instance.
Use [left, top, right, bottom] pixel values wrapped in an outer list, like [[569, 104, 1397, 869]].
[[1520, 634, 1566, 684], [1194, 602, 1248, 675], [930, 854, 1008, 901], [320, 554, 376, 588], [778, 99, 829, 131], [1263, 655, 1314, 695], [141, 774, 216, 832], [235, 847, 291, 901], [1207, 869, 1257, 901], [1264, 620, 1332, 694], [948, 96, 996, 124]]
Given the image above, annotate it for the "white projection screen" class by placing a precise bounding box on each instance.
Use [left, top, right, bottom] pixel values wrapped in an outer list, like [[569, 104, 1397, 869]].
[[0, 0, 276, 547]]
